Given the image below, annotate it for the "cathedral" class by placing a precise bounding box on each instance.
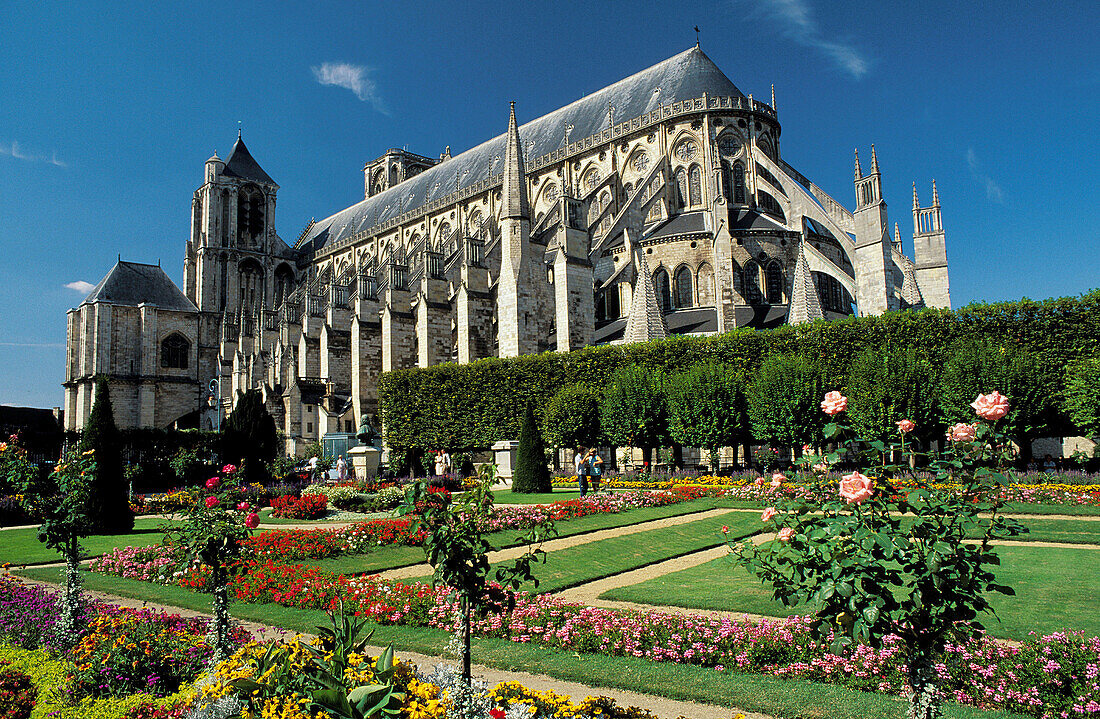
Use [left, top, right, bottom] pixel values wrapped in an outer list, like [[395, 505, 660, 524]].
[[64, 46, 951, 451]]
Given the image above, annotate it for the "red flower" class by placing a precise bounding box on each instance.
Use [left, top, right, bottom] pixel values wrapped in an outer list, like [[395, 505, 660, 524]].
[[490, 709, 506, 719]]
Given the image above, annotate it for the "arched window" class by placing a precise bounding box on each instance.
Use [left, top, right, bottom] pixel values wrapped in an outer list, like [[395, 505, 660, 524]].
[[717, 133, 742, 157], [720, 162, 732, 201], [675, 168, 688, 209], [733, 162, 746, 205], [765, 261, 784, 304], [273, 264, 294, 307], [732, 261, 744, 300], [674, 265, 693, 308], [238, 258, 264, 314], [648, 176, 662, 221], [688, 165, 702, 207], [654, 268, 672, 312], [583, 167, 601, 192], [161, 333, 189, 369], [697, 263, 715, 306], [743, 260, 762, 302], [605, 284, 621, 319], [236, 186, 265, 244]]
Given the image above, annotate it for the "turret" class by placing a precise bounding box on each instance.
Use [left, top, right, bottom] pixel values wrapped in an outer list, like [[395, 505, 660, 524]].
[[912, 180, 951, 308], [496, 102, 537, 358], [851, 145, 891, 315]]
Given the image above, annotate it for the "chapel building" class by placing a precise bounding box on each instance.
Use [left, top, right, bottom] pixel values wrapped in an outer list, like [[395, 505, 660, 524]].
[[64, 46, 951, 450]]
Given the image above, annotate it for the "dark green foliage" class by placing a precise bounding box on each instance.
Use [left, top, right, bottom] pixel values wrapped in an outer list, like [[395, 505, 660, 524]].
[[542, 383, 601, 451], [513, 405, 551, 493], [599, 365, 670, 452], [78, 377, 133, 533], [940, 338, 1063, 459], [221, 389, 278, 486], [667, 363, 749, 469], [1064, 355, 1100, 437], [845, 346, 940, 444], [378, 291, 1100, 453], [746, 354, 824, 451]]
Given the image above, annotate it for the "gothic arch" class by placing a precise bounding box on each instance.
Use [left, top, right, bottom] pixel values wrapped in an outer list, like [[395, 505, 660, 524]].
[[626, 147, 650, 178], [688, 164, 703, 208], [743, 260, 762, 303], [238, 257, 264, 313], [669, 130, 701, 168], [273, 263, 294, 307], [674, 264, 693, 308], [538, 182, 558, 211], [733, 162, 746, 205], [765, 260, 785, 304], [160, 332, 190, 370], [653, 266, 672, 313], [675, 168, 688, 209], [236, 184, 265, 245], [580, 163, 602, 194]]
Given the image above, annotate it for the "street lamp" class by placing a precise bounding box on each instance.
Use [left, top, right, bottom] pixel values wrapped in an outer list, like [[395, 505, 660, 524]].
[[208, 378, 221, 433]]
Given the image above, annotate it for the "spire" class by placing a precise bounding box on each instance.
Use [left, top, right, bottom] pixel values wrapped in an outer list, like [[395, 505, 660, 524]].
[[501, 102, 529, 220], [932, 179, 940, 207], [870, 144, 879, 174], [854, 149, 863, 180], [912, 182, 920, 210], [900, 254, 924, 309], [894, 222, 902, 247], [622, 250, 670, 344], [787, 241, 824, 325]]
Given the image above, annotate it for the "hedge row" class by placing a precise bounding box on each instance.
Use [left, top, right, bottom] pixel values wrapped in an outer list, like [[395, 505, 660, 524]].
[[377, 291, 1100, 452]]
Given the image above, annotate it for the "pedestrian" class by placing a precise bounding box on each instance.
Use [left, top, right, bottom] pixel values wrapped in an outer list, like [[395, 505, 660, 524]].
[[307, 455, 319, 482], [440, 449, 452, 475], [336, 454, 347, 483], [587, 448, 604, 492], [576, 446, 589, 497]]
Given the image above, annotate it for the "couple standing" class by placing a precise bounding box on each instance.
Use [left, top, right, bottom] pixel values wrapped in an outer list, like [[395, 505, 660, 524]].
[[574, 447, 603, 496]]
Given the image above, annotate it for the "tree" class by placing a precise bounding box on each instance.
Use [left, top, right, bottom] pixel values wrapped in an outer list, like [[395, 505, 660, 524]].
[[746, 354, 824, 453], [940, 338, 1061, 461], [845, 346, 940, 446], [542, 383, 601, 452], [513, 404, 551, 493], [79, 377, 133, 533], [1064, 355, 1100, 437], [735, 392, 1025, 719], [599, 365, 669, 463], [221, 389, 278, 486], [667, 363, 748, 471]]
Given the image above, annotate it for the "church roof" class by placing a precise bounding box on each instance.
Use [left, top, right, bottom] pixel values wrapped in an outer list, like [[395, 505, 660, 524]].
[[622, 249, 670, 344], [222, 134, 277, 186], [299, 46, 746, 253], [82, 261, 198, 312]]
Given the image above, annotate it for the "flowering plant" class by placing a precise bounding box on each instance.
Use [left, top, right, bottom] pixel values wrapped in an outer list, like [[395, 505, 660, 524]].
[[734, 393, 1027, 719]]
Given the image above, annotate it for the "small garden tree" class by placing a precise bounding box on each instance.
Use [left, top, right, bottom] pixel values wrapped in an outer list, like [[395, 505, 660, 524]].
[[746, 353, 824, 455], [600, 365, 669, 464], [667, 362, 748, 471], [1064, 355, 1100, 437], [845, 346, 940, 446], [513, 404, 551, 493], [221, 389, 278, 486], [402, 464, 552, 682], [79, 377, 133, 533], [734, 390, 1025, 719], [543, 383, 601, 453]]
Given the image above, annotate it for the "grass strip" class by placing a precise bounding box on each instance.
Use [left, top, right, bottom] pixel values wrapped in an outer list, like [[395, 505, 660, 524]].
[[601, 545, 1100, 642], [10, 568, 1029, 719], [0, 517, 173, 566], [999, 502, 1100, 516]]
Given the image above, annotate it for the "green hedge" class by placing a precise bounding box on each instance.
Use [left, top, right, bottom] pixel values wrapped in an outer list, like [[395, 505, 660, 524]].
[[378, 291, 1100, 452]]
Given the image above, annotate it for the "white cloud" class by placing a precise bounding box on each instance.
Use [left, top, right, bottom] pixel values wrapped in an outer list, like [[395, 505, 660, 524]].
[[750, 0, 869, 79], [64, 280, 95, 295], [966, 147, 1004, 203], [0, 140, 66, 167], [311, 62, 387, 114]]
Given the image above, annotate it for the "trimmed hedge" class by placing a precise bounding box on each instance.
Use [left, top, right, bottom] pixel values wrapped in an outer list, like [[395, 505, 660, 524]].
[[378, 292, 1100, 452]]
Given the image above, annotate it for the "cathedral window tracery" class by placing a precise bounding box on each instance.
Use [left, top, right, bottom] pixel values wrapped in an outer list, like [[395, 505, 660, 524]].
[[765, 260, 784, 304], [733, 162, 746, 205], [675, 168, 688, 209], [674, 265, 693, 308], [161, 333, 190, 370], [675, 139, 699, 162], [688, 165, 702, 207], [583, 167, 601, 192], [743, 260, 762, 302], [654, 268, 672, 312], [718, 133, 742, 157]]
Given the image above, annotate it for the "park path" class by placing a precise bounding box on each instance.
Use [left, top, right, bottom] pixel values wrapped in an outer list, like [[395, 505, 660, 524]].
[[7, 570, 765, 719]]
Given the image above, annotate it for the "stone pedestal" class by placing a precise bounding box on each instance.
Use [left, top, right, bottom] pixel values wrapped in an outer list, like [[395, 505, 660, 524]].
[[491, 440, 520, 480], [348, 445, 381, 482]]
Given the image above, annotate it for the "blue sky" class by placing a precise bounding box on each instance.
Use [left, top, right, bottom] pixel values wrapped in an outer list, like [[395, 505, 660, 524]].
[[2, 0, 1098, 408]]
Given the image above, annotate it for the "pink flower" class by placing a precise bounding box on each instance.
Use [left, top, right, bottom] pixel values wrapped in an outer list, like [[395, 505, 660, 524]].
[[245, 512, 260, 529], [771, 472, 785, 485], [777, 527, 795, 542], [204, 496, 220, 509], [839, 472, 874, 505], [896, 419, 916, 434], [761, 507, 778, 522], [947, 422, 978, 442], [237, 501, 250, 512], [753, 477, 766, 487], [812, 462, 829, 474], [971, 391, 1010, 421], [820, 390, 848, 415], [205, 476, 220, 490], [221, 463, 238, 475]]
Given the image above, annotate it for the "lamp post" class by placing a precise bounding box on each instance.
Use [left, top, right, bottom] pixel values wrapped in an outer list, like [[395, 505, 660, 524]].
[[208, 378, 221, 433]]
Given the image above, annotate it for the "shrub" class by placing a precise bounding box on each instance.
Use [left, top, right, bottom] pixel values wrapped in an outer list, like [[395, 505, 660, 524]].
[[667, 362, 749, 470], [269, 493, 328, 520], [844, 346, 940, 445], [599, 365, 669, 460], [746, 353, 824, 452], [1064, 355, 1100, 437], [221, 389, 278, 486], [0, 663, 36, 719], [543, 383, 602, 452], [79, 377, 133, 533], [514, 405, 551, 493]]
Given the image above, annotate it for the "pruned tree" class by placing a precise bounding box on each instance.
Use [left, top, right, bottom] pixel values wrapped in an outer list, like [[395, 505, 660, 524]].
[[746, 354, 824, 454], [667, 363, 748, 471], [221, 389, 278, 486], [79, 377, 133, 533], [1063, 355, 1100, 438], [543, 383, 601, 453], [845, 346, 940, 446], [599, 365, 669, 464], [513, 404, 551, 493]]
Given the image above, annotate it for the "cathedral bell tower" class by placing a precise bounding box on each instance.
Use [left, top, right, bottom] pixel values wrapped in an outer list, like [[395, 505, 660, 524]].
[[912, 181, 951, 308], [851, 146, 893, 315]]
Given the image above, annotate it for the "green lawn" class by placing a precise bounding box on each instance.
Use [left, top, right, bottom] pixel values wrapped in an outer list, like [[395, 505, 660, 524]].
[[1009, 517, 1100, 543], [0, 517, 173, 566], [11, 568, 1029, 719], [1000, 502, 1100, 516], [601, 545, 1100, 641], [256, 507, 394, 525], [495, 488, 628, 504]]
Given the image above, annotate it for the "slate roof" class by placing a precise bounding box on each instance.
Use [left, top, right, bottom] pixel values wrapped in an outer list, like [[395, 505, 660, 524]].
[[299, 46, 746, 253], [622, 249, 670, 344], [787, 241, 824, 325], [222, 134, 277, 186], [82, 261, 197, 312]]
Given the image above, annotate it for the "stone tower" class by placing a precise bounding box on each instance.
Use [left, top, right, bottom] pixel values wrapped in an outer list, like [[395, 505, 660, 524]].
[[851, 146, 893, 315], [912, 181, 951, 308], [496, 103, 537, 357]]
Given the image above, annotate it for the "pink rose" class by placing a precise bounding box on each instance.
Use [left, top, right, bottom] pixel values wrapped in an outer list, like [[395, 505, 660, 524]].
[[753, 477, 766, 487], [971, 391, 1010, 421], [896, 419, 916, 434], [761, 507, 778, 522], [205, 477, 220, 490], [777, 527, 795, 542], [812, 462, 829, 474], [771, 472, 785, 483], [237, 501, 250, 512], [221, 464, 238, 475], [947, 422, 978, 442], [839, 471, 874, 505], [244, 512, 260, 529], [820, 390, 848, 416], [204, 496, 220, 509]]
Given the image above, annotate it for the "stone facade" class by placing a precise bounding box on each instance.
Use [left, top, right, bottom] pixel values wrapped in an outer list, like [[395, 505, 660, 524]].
[[66, 46, 951, 450]]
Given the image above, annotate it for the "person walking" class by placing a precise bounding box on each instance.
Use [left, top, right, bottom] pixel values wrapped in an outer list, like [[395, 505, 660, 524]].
[[575, 446, 589, 497], [588, 448, 604, 492], [336, 454, 347, 483]]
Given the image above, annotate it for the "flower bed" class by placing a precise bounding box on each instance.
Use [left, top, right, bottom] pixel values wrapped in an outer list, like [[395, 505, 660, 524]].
[[269, 492, 328, 519]]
